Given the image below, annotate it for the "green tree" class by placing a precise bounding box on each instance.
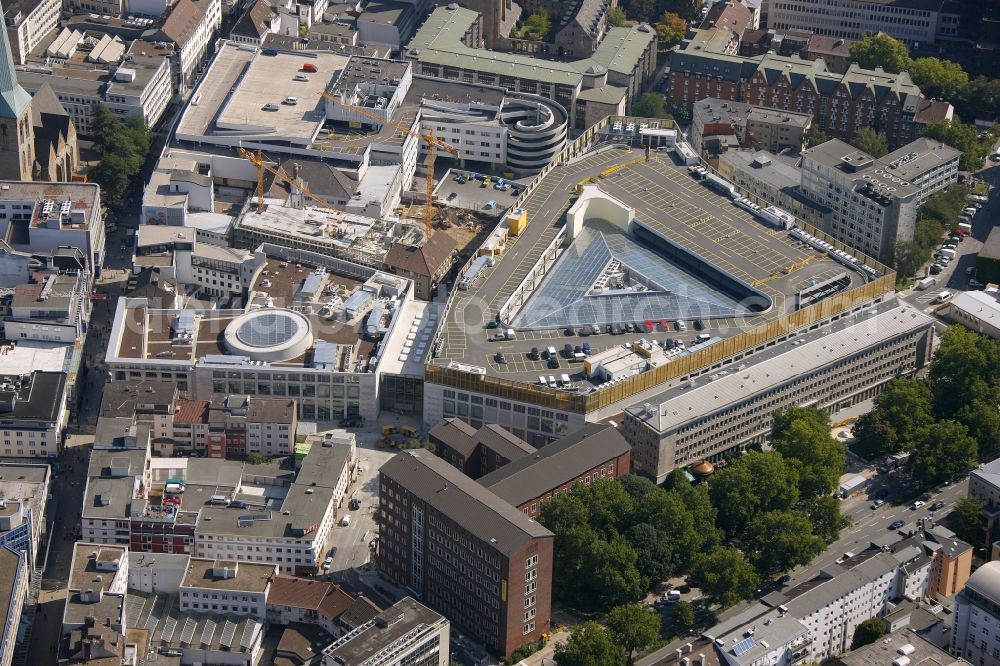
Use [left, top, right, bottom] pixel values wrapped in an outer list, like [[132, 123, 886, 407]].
[[709, 451, 799, 537], [956, 77, 1000, 123], [574, 478, 635, 538], [910, 420, 978, 485], [921, 119, 987, 171], [662, 0, 701, 21], [851, 127, 889, 158], [607, 6, 627, 26], [851, 618, 887, 649], [518, 11, 551, 40], [665, 469, 722, 553], [634, 92, 671, 119], [853, 378, 934, 457], [654, 11, 687, 49], [626, 523, 676, 583], [554, 622, 627, 666], [929, 326, 993, 417], [805, 495, 850, 544], [744, 510, 825, 577], [607, 604, 662, 663], [770, 407, 845, 498], [673, 601, 695, 630], [245, 453, 268, 464], [690, 547, 760, 608], [586, 535, 645, 608], [908, 57, 969, 101], [848, 34, 911, 73], [950, 496, 986, 548], [956, 397, 1000, 460], [621, 0, 656, 23], [91, 153, 131, 205], [804, 125, 828, 148]]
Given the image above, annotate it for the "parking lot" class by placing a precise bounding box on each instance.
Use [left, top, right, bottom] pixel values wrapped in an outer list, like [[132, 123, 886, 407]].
[[437, 148, 874, 385], [436, 171, 524, 213]]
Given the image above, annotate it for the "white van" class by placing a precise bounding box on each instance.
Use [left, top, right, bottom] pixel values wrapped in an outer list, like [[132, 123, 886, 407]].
[[263, 103, 280, 111], [935, 290, 953, 303], [696, 333, 711, 342], [560, 373, 571, 386], [963, 207, 978, 216], [283, 96, 298, 105], [938, 248, 956, 259], [546, 346, 557, 359]]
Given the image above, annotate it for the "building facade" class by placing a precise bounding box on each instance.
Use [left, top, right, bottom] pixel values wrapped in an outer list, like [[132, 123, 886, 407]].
[[378, 450, 553, 657], [624, 302, 935, 483], [952, 561, 1000, 666], [768, 0, 952, 46]]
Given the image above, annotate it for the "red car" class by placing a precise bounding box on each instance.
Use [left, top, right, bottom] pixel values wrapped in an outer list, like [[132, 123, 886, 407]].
[[659, 320, 671, 331]]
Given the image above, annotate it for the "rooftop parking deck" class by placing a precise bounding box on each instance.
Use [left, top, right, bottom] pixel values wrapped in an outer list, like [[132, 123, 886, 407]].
[[433, 146, 879, 387]]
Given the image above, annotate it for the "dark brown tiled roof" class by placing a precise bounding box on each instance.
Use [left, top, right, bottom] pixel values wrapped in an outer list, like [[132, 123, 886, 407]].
[[806, 34, 852, 57], [339, 596, 381, 629], [913, 98, 953, 125], [474, 424, 535, 462], [172, 399, 210, 424], [428, 418, 477, 456], [384, 233, 457, 278], [480, 423, 631, 507], [232, 0, 274, 40], [317, 585, 357, 623], [700, 0, 752, 36], [268, 575, 334, 611], [381, 450, 553, 556], [155, 0, 205, 47]]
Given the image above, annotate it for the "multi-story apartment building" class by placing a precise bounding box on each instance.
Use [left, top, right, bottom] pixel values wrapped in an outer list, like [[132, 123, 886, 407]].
[[16, 40, 173, 136], [148, 0, 221, 92], [768, 0, 955, 46], [0, 371, 69, 459], [667, 46, 952, 151], [404, 5, 656, 131], [624, 301, 935, 483], [321, 597, 451, 666], [799, 138, 959, 263], [952, 561, 1000, 666], [692, 97, 811, 156], [379, 450, 554, 657], [3, 0, 60, 65], [0, 181, 106, 275], [179, 557, 276, 620], [193, 435, 355, 574], [4, 271, 91, 344], [0, 463, 50, 566], [167, 395, 297, 458]]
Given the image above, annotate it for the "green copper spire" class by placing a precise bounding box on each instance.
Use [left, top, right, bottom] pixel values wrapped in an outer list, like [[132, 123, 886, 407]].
[[0, 2, 31, 119]]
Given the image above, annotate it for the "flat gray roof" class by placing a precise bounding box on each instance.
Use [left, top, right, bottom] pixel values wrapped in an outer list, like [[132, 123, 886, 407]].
[[628, 300, 932, 433]]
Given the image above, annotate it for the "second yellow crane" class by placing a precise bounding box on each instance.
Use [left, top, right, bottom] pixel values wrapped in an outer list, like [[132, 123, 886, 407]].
[[320, 95, 460, 242]]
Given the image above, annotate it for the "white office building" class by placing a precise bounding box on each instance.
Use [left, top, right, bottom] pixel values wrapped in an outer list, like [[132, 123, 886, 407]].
[[953, 561, 1000, 666]]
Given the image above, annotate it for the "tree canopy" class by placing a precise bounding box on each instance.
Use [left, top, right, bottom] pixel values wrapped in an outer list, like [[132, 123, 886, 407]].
[[744, 510, 825, 576], [607, 604, 662, 662], [921, 119, 989, 171], [770, 407, 845, 498], [848, 34, 911, 74], [654, 11, 687, 49], [554, 622, 627, 666], [607, 6, 627, 26], [690, 547, 760, 608], [910, 420, 978, 485], [90, 103, 152, 206], [804, 125, 828, 148], [709, 450, 800, 537], [634, 92, 672, 119], [950, 496, 986, 548], [516, 11, 551, 41], [851, 618, 887, 650], [851, 127, 889, 158], [908, 57, 969, 101], [851, 378, 934, 459]]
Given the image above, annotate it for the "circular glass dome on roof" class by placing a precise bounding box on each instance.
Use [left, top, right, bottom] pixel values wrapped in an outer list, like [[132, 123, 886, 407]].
[[223, 309, 313, 362]]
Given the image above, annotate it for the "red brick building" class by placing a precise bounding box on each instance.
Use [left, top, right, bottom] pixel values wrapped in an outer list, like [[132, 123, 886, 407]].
[[666, 47, 944, 150], [479, 423, 632, 518], [429, 418, 537, 479], [379, 451, 553, 657]]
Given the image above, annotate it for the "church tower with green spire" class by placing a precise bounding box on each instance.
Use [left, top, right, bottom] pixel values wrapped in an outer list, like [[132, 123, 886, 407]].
[[0, 0, 33, 180]]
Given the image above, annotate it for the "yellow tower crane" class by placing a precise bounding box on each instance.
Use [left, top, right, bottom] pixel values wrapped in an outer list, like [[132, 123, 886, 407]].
[[238, 147, 348, 216], [318, 95, 460, 242]]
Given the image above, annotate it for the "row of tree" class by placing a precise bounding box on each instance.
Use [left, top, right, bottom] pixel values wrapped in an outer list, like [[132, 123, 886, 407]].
[[853, 326, 999, 485], [538, 407, 847, 611], [89, 103, 153, 206], [893, 183, 969, 279], [554, 605, 664, 666]]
